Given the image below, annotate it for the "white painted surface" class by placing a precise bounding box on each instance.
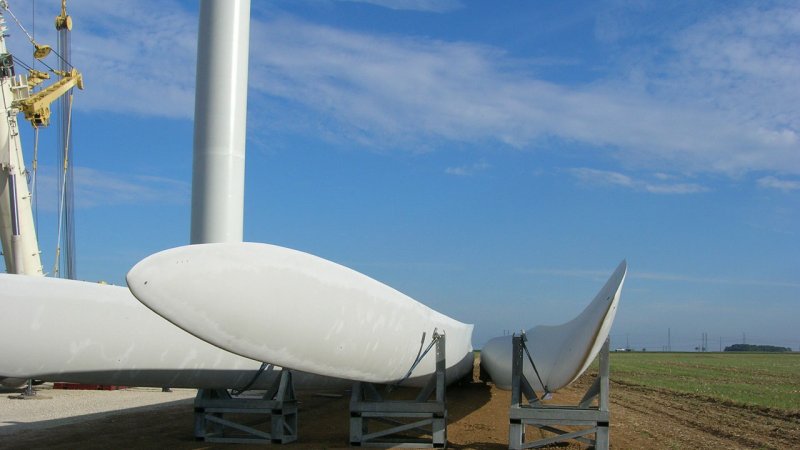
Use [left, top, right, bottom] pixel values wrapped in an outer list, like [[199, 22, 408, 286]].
[[0, 274, 344, 390], [190, 0, 250, 244], [480, 260, 626, 391], [0, 24, 43, 276], [127, 242, 475, 384]]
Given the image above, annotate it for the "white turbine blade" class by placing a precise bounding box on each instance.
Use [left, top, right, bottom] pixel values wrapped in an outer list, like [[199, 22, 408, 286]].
[[481, 260, 627, 391], [127, 242, 474, 384]]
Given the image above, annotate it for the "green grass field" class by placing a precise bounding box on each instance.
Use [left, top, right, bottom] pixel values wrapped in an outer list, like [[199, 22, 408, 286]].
[[609, 352, 800, 412]]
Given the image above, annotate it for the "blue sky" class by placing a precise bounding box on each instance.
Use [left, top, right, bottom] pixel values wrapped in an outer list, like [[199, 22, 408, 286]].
[[4, 0, 798, 350]]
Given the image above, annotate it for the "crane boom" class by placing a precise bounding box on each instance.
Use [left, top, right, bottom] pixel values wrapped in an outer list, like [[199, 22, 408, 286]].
[[13, 68, 83, 128]]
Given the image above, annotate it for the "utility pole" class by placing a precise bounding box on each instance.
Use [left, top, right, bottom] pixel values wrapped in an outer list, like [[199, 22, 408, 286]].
[[667, 328, 671, 352]]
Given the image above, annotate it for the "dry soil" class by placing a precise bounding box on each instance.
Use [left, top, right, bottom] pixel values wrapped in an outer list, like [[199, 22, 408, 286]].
[[1, 358, 798, 449]]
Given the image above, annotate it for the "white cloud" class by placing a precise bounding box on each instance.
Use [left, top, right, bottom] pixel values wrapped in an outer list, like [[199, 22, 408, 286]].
[[4, 0, 198, 119], [518, 268, 611, 280], [757, 176, 800, 192], [522, 266, 800, 289], [75, 167, 190, 208], [635, 271, 800, 289], [445, 160, 490, 176], [7, 1, 798, 179], [337, 0, 462, 12], [33, 166, 189, 211], [71, 1, 198, 118], [568, 168, 708, 194], [246, 8, 800, 176]]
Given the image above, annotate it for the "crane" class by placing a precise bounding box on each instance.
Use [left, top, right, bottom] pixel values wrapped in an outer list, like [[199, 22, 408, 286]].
[[12, 68, 83, 128]]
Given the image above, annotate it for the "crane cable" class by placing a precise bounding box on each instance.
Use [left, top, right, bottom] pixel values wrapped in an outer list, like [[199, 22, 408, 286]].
[[30, 0, 40, 254], [2, 3, 36, 44], [51, 93, 73, 277], [31, 128, 39, 237], [2, 2, 73, 72]]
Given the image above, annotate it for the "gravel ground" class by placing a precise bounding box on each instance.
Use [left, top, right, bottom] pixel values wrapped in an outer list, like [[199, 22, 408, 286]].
[[2, 361, 797, 449], [0, 384, 196, 436]]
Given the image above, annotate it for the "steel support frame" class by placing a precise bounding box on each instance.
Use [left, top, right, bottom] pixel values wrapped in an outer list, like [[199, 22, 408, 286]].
[[194, 369, 297, 444], [350, 333, 447, 448], [508, 336, 610, 450]]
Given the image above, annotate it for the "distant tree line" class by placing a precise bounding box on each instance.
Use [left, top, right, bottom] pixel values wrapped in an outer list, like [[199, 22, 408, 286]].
[[724, 344, 791, 352]]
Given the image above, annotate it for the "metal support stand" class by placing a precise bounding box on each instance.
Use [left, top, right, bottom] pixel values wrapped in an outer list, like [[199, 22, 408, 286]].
[[350, 332, 447, 448], [8, 379, 51, 400], [194, 369, 297, 444], [509, 336, 610, 450]]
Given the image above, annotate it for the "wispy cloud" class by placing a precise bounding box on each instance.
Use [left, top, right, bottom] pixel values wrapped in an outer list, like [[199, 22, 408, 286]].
[[73, 1, 198, 119], [5, 0, 198, 119], [9, 1, 798, 179], [757, 176, 800, 192], [568, 168, 708, 194], [338, 0, 462, 13], [245, 6, 800, 177], [635, 271, 800, 289], [445, 160, 490, 176], [76, 168, 190, 208], [519, 268, 611, 279], [635, 4, 800, 177], [353, 260, 463, 272], [33, 166, 189, 211], [521, 267, 800, 289]]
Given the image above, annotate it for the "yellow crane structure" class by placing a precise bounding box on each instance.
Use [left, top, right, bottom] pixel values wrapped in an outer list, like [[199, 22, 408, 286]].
[[4, 0, 83, 129], [0, 0, 82, 280], [13, 68, 83, 128]]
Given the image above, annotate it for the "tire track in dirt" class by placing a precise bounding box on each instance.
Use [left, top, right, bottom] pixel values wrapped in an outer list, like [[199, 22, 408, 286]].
[[610, 380, 800, 449]]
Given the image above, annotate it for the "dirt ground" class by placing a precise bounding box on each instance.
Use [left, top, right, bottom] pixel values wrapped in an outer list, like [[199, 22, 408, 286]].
[[2, 358, 798, 449]]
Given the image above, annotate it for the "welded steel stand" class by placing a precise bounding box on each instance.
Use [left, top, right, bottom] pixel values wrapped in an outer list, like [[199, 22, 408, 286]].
[[508, 336, 610, 450], [194, 369, 297, 444], [7, 379, 51, 400], [350, 333, 447, 448]]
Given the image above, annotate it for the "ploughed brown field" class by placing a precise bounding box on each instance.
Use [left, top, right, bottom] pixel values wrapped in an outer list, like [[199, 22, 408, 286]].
[[2, 354, 798, 449]]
